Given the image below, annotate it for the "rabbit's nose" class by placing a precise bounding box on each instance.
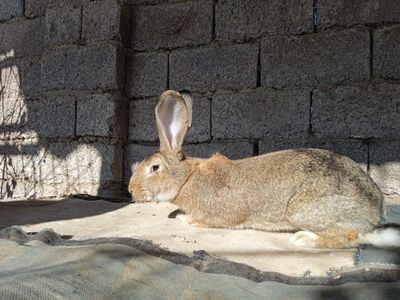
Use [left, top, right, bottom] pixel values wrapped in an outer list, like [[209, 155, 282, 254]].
[[128, 180, 133, 193], [130, 192, 138, 203], [128, 185, 135, 198]]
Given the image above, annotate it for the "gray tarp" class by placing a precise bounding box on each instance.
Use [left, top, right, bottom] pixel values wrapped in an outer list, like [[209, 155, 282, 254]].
[[0, 227, 399, 300]]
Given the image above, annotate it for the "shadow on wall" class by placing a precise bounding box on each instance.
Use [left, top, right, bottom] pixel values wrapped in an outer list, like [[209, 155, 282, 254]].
[[0, 48, 122, 201]]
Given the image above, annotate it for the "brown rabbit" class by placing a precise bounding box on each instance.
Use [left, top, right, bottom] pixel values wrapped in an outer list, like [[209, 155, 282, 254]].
[[129, 90, 400, 249]]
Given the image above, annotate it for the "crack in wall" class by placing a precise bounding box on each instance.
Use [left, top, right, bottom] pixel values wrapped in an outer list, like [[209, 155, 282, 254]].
[[312, 0, 319, 33]]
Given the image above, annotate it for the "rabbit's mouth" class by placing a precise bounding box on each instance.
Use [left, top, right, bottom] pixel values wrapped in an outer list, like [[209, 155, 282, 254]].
[[132, 191, 174, 203], [130, 187, 153, 203], [155, 191, 175, 202], [132, 195, 152, 203]]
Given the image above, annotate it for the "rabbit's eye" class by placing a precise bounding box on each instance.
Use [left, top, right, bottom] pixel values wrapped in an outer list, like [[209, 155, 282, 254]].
[[150, 164, 160, 173]]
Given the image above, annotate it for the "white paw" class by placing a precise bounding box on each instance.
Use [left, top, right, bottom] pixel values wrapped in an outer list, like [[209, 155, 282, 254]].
[[289, 231, 319, 248], [176, 213, 192, 224]]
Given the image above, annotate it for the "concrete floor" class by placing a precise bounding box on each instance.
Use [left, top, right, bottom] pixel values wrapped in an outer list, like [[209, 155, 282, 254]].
[[0, 198, 359, 277]]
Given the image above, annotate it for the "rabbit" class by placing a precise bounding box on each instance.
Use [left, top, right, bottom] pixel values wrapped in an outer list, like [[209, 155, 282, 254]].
[[128, 90, 400, 249]]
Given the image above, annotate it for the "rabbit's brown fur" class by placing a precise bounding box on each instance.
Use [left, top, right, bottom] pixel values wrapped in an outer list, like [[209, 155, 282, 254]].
[[128, 90, 394, 249]]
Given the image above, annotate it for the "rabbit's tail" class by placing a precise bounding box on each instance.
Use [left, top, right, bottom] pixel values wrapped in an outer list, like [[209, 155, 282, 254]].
[[359, 225, 400, 248]]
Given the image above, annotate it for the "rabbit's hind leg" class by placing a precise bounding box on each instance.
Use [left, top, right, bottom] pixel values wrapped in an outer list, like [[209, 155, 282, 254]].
[[289, 226, 360, 249], [314, 226, 360, 248]]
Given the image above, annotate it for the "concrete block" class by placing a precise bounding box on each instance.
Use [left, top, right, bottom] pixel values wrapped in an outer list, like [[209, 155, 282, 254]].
[[215, 0, 312, 41], [13, 140, 121, 198], [65, 142, 120, 185], [184, 141, 254, 159], [25, 0, 46, 18], [0, 65, 27, 127], [319, 0, 400, 28], [0, 180, 37, 200], [128, 99, 158, 142], [36, 143, 66, 184], [313, 84, 400, 139], [28, 96, 76, 138], [374, 25, 400, 80], [132, 0, 213, 50], [25, 0, 89, 18], [0, 58, 42, 101], [19, 59, 42, 100], [129, 96, 210, 143], [77, 94, 121, 137], [0, 0, 24, 21], [370, 141, 400, 196], [187, 96, 211, 143], [259, 138, 368, 171], [82, 0, 122, 42], [170, 44, 258, 92], [41, 45, 123, 91], [0, 142, 42, 182], [261, 30, 370, 88], [0, 79, 27, 133], [45, 6, 81, 45], [0, 18, 45, 58], [125, 52, 168, 98], [212, 90, 310, 139], [18, 182, 68, 199], [124, 143, 158, 181], [125, 144, 157, 165], [0, 98, 27, 135]]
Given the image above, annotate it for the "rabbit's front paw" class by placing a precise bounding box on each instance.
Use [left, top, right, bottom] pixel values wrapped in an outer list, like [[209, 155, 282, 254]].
[[176, 213, 211, 228], [289, 231, 319, 248], [176, 213, 192, 224]]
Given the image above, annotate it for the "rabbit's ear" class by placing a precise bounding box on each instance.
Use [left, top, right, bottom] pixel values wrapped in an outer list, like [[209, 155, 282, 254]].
[[156, 90, 191, 153], [181, 92, 193, 128]]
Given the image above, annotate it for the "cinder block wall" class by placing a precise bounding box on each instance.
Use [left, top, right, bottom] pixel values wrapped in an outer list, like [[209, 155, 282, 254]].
[[1, 0, 399, 202]]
